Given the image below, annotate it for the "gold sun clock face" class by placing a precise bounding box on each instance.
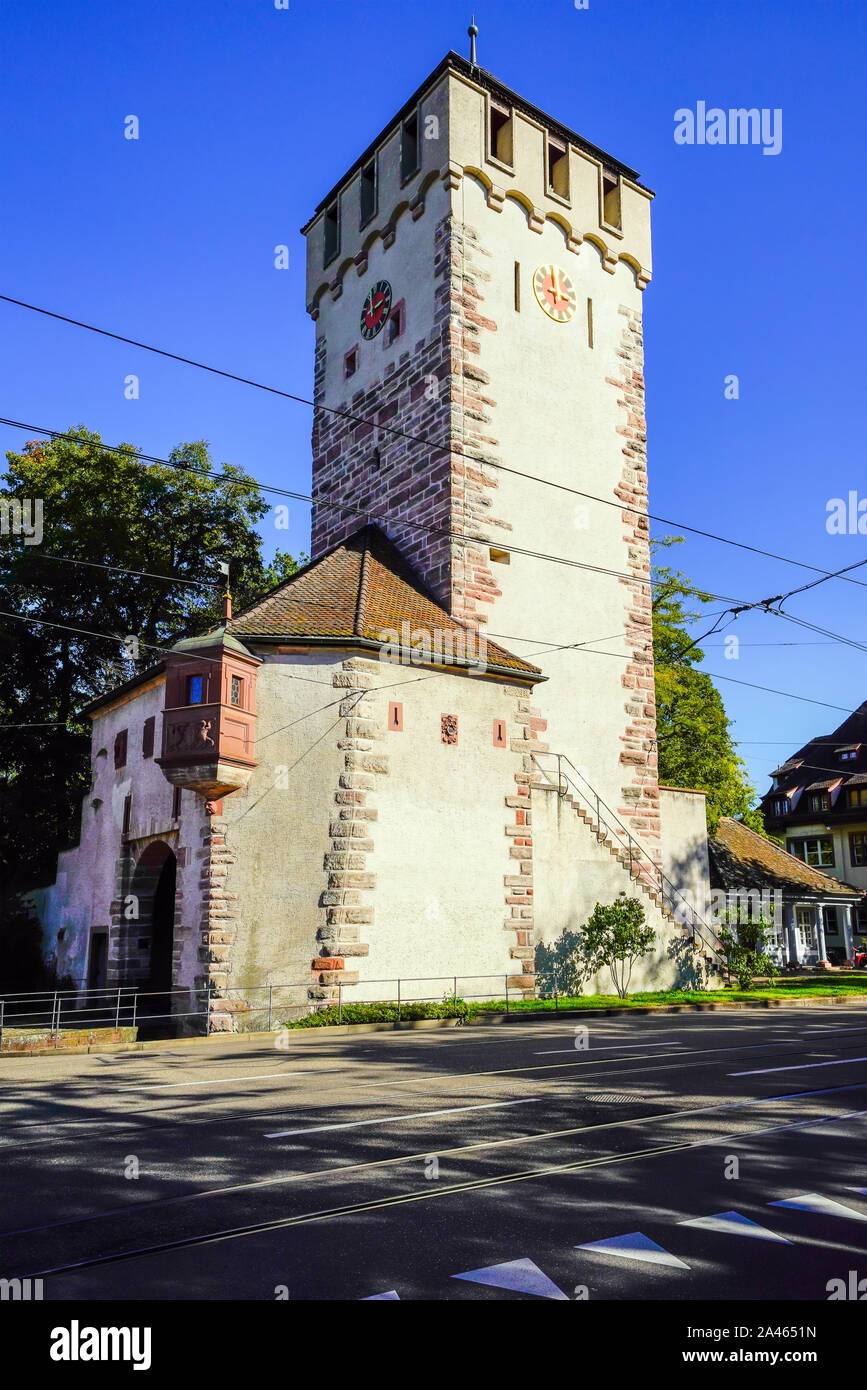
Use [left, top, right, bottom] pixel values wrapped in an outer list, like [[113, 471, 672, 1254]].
[[533, 264, 577, 322]]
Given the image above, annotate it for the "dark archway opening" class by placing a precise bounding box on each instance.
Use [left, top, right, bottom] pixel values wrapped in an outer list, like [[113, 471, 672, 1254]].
[[125, 841, 178, 1034], [149, 853, 177, 999]]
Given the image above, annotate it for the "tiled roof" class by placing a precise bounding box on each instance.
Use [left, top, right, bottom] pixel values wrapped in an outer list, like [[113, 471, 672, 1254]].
[[770, 759, 802, 777], [709, 817, 862, 899], [761, 701, 867, 808], [227, 525, 542, 678]]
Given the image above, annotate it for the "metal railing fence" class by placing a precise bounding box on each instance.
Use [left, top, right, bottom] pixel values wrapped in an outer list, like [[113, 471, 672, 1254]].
[[0, 972, 587, 1048], [224, 973, 533, 1031], [0, 984, 208, 1047]]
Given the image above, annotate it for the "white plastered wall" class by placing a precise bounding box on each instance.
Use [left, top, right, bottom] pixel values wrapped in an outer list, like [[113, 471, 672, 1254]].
[[217, 650, 346, 999], [659, 786, 711, 910], [27, 678, 206, 992], [450, 172, 650, 840], [533, 787, 719, 993], [356, 667, 528, 1003]]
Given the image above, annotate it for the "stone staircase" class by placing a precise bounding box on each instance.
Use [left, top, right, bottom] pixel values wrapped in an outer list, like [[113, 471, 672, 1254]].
[[532, 758, 726, 978]]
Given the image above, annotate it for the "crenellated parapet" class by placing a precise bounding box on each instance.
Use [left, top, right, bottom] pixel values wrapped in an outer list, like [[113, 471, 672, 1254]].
[[303, 51, 652, 318]]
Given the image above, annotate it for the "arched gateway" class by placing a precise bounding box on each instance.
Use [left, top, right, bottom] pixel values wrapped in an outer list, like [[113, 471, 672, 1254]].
[[116, 841, 178, 1012]]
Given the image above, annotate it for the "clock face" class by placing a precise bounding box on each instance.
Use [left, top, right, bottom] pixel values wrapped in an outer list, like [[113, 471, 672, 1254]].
[[533, 264, 577, 322], [360, 279, 392, 339]]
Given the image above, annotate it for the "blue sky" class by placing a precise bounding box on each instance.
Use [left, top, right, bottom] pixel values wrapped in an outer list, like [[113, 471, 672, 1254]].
[[1, 0, 865, 798]]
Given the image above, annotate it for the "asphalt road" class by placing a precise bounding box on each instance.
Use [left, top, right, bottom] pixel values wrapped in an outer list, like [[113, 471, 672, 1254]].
[[1, 1005, 865, 1301]]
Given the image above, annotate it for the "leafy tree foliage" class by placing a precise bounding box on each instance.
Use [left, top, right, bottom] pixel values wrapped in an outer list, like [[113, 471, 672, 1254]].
[[582, 894, 656, 998], [0, 428, 304, 897], [718, 910, 780, 990], [652, 538, 765, 835], [0, 895, 57, 992], [535, 895, 656, 999]]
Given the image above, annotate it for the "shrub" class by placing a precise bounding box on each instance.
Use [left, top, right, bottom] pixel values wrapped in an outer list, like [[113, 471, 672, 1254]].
[[718, 914, 779, 990], [582, 894, 656, 999], [535, 895, 656, 1000], [282, 997, 467, 1028]]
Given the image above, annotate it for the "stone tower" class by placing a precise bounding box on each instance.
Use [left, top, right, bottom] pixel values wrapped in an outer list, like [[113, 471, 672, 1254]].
[[302, 51, 659, 859]]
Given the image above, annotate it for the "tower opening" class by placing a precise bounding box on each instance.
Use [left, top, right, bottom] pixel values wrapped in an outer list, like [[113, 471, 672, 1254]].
[[400, 109, 420, 182], [360, 157, 377, 226], [602, 169, 622, 228], [121, 841, 178, 1024], [149, 852, 177, 1000], [490, 101, 513, 165], [547, 137, 569, 198]]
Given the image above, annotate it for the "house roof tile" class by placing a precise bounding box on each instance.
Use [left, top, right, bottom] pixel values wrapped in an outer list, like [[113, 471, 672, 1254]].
[[762, 702, 867, 807], [227, 524, 542, 679], [709, 817, 862, 899]]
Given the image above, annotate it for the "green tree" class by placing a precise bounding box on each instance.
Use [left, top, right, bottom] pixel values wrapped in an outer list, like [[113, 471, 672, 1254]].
[[0, 427, 305, 896], [718, 910, 779, 990], [582, 893, 656, 998], [0, 895, 58, 993], [652, 537, 765, 835]]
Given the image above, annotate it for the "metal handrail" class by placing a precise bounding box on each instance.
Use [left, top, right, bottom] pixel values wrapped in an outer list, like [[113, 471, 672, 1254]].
[[0, 977, 530, 1046], [531, 751, 726, 971], [0, 984, 210, 1046]]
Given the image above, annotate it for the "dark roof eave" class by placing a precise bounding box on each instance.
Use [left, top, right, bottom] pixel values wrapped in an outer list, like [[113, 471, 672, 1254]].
[[709, 869, 862, 901], [84, 661, 166, 717], [241, 632, 545, 681], [772, 887, 863, 900], [301, 50, 648, 233]]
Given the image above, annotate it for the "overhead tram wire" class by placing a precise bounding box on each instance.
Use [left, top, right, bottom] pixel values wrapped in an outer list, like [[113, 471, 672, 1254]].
[[12, 517, 867, 684], [734, 738, 867, 746], [772, 610, 867, 658], [6, 522, 861, 664], [2, 497, 865, 721], [0, 600, 862, 731], [743, 752, 866, 779], [0, 414, 748, 604], [2, 294, 867, 591], [9, 512, 867, 695], [0, 610, 340, 688], [8, 534, 867, 693], [2, 460, 866, 725], [0, 550, 213, 589], [9, 411, 867, 622], [704, 640, 867, 648]]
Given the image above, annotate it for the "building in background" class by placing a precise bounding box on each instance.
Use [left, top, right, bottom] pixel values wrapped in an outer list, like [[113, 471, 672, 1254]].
[[710, 817, 862, 967], [761, 702, 867, 946]]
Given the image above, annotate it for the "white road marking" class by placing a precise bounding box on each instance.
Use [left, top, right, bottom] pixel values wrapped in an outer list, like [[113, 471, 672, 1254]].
[[25, 1108, 867, 1280], [118, 1069, 330, 1092], [576, 1232, 689, 1269], [453, 1258, 568, 1300], [265, 1097, 536, 1139], [769, 1193, 867, 1222], [803, 1025, 867, 1031], [535, 1042, 685, 1056], [730, 1055, 867, 1077], [678, 1210, 790, 1243], [6, 1085, 859, 1242]]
